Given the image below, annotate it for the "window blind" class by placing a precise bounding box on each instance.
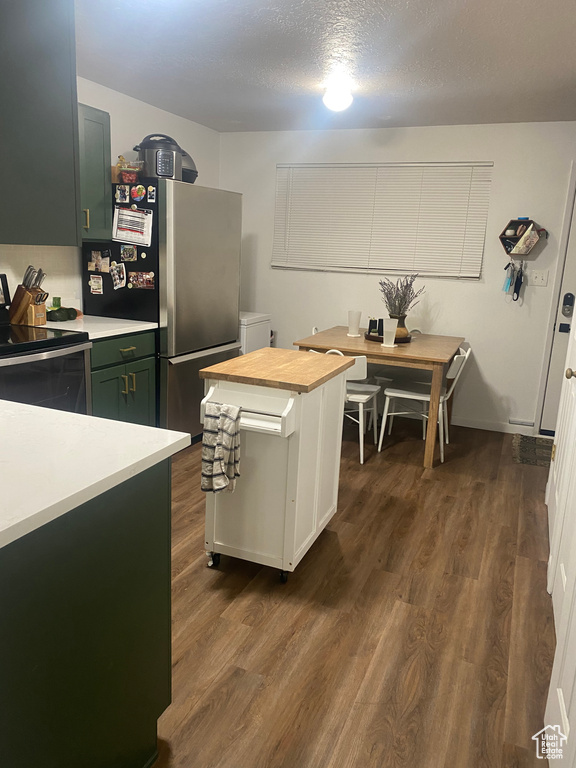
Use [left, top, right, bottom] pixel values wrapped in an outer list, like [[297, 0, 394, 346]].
[[271, 162, 492, 278]]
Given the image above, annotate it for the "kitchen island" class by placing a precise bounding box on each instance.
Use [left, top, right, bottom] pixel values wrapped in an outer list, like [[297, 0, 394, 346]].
[[199, 348, 353, 579], [0, 402, 189, 768]]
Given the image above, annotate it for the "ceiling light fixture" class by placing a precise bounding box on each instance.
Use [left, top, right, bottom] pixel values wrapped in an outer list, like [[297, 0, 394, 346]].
[[322, 72, 354, 112]]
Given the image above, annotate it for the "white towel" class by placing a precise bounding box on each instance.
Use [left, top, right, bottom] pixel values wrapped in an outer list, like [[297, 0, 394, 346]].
[[201, 402, 241, 493]]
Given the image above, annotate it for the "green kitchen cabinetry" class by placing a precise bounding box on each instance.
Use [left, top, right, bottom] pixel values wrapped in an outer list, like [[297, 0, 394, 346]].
[[0, 0, 81, 246], [78, 104, 113, 240], [91, 332, 157, 426], [0, 461, 172, 768]]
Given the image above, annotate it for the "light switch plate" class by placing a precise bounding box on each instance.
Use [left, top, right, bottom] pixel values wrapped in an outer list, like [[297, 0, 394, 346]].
[[531, 270, 548, 286]]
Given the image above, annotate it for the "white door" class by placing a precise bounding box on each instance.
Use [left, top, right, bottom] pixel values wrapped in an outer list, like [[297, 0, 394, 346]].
[[541, 196, 576, 433], [546, 548, 576, 764], [545, 322, 576, 753], [547, 324, 576, 613]]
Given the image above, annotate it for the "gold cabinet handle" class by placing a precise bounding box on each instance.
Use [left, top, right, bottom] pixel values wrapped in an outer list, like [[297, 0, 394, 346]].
[[83, 208, 90, 230], [566, 368, 575, 380], [129, 372, 136, 392], [121, 374, 129, 395], [120, 346, 136, 354]]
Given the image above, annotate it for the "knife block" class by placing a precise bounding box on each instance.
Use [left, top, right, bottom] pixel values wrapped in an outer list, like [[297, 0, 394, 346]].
[[9, 284, 32, 324], [26, 301, 46, 326], [9, 285, 46, 325]]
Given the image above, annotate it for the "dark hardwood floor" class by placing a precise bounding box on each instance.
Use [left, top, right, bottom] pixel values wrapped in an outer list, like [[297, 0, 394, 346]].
[[154, 421, 555, 768]]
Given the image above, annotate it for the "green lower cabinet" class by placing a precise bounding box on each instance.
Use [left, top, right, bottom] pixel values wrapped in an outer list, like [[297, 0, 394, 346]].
[[125, 356, 157, 425], [92, 363, 127, 421], [92, 356, 156, 426], [0, 461, 172, 768]]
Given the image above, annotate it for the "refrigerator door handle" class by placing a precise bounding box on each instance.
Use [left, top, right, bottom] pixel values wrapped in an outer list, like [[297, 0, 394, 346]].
[[166, 342, 241, 366]]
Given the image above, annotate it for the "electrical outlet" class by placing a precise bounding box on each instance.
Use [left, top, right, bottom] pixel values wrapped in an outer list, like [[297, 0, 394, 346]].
[[531, 269, 548, 286]]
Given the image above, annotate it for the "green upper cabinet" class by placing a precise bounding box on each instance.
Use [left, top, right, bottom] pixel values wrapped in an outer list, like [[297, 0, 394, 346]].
[[0, 0, 81, 246], [78, 104, 113, 241]]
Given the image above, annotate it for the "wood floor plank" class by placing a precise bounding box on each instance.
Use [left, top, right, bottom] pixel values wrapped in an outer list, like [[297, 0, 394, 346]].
[[153, 424, 555, 768], [159, 616, 253, 737], [504, 556, 556, 754], [433, 571, 481, 658], [394, 484, 459, 608], [196, 572, 401, 768], [161, 664, 266, 768], [518, 469, 552, 562], [324, 599, 472, 768], [444, 480, 490, 579], [500, 741, 542, 768], [463, 523, 517, 667]]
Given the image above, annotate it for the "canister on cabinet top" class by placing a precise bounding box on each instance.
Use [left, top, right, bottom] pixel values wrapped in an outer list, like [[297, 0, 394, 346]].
[[133, 134, 183, 180]]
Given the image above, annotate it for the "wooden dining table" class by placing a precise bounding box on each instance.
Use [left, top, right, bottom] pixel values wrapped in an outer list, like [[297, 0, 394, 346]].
[[294, 326, 465, 468]]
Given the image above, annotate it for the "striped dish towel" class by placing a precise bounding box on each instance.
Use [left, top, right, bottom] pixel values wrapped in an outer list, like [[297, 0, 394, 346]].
[[201, 402, 241, 493]]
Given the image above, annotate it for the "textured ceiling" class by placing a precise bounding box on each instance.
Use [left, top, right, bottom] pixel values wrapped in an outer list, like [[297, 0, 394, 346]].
[[75, 0, 576, 133]]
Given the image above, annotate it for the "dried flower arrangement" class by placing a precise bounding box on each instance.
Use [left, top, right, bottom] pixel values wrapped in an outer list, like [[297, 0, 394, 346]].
[[379, 274, 425, 316]]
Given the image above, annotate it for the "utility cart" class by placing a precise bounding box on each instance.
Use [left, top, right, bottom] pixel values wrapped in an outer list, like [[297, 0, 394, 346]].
[[199, 347, 352, 581]]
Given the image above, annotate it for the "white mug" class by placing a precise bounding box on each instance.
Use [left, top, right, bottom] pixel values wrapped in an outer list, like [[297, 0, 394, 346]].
[[347, 310, 362, 337], [381, 318, 398, 347]]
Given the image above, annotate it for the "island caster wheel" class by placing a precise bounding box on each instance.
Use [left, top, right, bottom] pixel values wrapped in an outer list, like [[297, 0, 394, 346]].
[[279, 570, 288, 584], [207, 552, 220, 568]]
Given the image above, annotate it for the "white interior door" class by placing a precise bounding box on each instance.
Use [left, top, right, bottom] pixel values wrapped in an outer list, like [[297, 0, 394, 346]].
[[541, 195, 576, 433], [545, 321, 576, 754], [546, 551, 576, 763], [547, 325, 576, 613], [546, 507, 576, 767]]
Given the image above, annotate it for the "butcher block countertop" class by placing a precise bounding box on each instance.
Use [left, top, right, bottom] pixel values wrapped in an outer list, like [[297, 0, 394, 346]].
[[199, 347, 354, 393]]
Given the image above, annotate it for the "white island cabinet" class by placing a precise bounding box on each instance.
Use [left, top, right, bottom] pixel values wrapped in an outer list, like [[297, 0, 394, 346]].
[[199, 347, 353, 580]]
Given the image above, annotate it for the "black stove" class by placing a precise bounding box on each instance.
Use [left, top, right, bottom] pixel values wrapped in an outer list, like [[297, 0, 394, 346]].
[[0, 317, 92, 414], [0, 324, 89, 356]]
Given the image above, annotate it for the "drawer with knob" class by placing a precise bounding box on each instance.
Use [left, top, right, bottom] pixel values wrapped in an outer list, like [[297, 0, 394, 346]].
[[91, 331, 157, 427], [91, 331, 156, 369]]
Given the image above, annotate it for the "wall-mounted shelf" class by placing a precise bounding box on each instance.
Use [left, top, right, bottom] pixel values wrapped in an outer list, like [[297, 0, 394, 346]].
[[499, 219, 545, 256]]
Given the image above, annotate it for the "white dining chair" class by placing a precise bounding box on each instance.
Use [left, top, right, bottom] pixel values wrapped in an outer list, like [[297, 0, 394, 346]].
[[325, 349, 381, 465], [372, 331, 429, 417], [377, 346, 471, 463], [374, 367, 432, 436]]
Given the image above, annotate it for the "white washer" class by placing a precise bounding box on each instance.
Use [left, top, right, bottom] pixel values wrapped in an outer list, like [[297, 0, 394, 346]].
[[239, 311, 271, 354]]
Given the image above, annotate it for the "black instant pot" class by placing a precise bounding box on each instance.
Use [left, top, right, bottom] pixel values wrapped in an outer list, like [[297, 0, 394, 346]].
[[133, 134, 198, 183]]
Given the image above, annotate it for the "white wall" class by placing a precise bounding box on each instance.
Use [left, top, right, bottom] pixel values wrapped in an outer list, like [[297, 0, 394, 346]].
[[3, 84, 574, 436], [0, 81, 222, 307], [0, 245, 83, 311], [219, 122, 576, 433], [77, 78, 221, 188]]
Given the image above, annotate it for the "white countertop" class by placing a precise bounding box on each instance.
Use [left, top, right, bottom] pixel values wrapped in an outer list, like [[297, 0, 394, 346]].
[[0, 401, 190, 549], [45, 315, 158, 340]]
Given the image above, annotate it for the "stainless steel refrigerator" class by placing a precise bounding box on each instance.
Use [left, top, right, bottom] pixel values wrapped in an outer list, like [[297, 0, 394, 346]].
[[82, 178, 242, 437]]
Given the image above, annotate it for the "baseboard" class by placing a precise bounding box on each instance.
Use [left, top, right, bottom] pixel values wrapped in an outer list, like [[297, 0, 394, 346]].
[[142, 750, 159, 768], [451, 416, 536, 436]]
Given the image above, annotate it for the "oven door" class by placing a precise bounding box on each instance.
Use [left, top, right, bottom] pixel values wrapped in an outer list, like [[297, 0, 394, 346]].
[[0, 342, 92, 414]]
